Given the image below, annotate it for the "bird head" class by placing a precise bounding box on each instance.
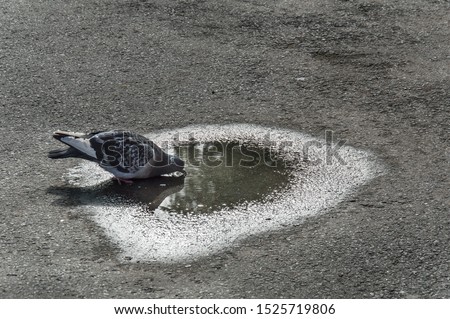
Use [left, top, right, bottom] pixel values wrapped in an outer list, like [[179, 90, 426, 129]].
[[169, 155, 184, 168], [167, 155, 185, 175]]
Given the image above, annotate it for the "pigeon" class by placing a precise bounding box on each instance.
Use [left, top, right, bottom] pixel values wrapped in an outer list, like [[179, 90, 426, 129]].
[[48, 130, 185, 183]]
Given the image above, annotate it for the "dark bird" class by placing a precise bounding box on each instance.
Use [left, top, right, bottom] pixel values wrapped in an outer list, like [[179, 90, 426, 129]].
[[48, 130, 185, 184]]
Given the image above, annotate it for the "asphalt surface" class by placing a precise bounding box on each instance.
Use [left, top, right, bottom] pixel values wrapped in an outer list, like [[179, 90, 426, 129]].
[[1, 0, 449, 298]]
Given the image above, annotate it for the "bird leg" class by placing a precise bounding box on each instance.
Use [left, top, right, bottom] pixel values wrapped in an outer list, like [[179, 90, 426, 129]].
[[114, 177, 134, 185]]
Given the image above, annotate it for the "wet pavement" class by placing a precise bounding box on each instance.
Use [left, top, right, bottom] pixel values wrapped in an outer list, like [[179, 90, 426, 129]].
[[1, 0, 449, 298], [48, 124, 381, 263]]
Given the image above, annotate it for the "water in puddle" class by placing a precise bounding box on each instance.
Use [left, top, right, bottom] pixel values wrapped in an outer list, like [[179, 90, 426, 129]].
[[159, 141, 293, 214]]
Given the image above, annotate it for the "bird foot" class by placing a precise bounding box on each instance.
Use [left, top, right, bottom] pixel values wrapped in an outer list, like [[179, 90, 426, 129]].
[[114, 177, 133, 185]]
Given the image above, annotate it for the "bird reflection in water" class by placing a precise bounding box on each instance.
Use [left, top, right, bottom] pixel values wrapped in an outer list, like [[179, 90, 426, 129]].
[[48, 176, 185, 213]]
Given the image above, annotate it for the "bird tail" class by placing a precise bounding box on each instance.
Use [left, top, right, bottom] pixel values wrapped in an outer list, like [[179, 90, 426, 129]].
[[51, 130, 97, 159], [48, 147, 83, 159], [52, 130, 87, 141]]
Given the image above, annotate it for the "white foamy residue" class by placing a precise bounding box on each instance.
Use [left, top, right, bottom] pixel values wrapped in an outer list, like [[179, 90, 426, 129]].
[[66, 124, 384, 262]]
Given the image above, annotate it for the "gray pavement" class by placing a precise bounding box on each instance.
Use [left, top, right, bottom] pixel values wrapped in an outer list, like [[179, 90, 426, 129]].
[[0, 0, 449, 298]]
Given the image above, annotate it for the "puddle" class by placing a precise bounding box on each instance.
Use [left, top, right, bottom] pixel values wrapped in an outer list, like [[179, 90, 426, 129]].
[[63, 124, 384, 263]]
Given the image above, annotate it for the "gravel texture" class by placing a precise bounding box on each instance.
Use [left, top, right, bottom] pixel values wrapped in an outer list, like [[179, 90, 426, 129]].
[[0, 0, 449, 298]]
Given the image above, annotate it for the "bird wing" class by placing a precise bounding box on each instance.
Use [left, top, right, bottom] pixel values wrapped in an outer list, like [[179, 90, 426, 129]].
[[89, 131, 160, 173]]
